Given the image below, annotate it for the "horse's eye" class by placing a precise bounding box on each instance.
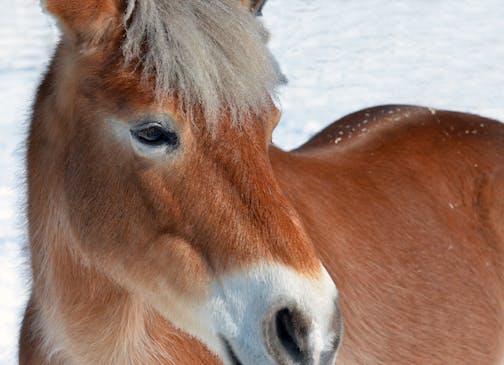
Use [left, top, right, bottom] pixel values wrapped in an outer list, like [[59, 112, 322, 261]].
[[131, 123, 178, 148]]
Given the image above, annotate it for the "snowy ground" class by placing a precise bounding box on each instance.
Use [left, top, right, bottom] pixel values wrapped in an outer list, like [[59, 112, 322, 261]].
[[1, 0, 503, 363]]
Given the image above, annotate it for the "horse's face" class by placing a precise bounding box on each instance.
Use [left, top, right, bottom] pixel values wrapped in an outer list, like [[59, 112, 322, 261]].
[[44, 0, 342, 364]]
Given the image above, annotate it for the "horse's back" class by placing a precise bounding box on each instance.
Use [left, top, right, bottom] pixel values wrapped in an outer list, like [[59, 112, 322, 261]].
[[272, 105, 504, 364], [297, 104, 504, 160]]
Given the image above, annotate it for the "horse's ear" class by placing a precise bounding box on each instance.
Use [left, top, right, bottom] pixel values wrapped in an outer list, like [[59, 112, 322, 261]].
[[241, 0, 267, 16], [42, 0, 122, 42]]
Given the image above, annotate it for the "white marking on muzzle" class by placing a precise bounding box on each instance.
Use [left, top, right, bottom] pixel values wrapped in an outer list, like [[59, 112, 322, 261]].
[[206, 262, 339, 365]]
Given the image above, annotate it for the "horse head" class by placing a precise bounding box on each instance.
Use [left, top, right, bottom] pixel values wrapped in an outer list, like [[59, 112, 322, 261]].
[[31, 1, 342, 364]]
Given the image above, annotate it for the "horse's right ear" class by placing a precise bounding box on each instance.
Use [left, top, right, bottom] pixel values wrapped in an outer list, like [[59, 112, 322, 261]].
[[42, 0, 122, 43], [241, 0, 267, 16]]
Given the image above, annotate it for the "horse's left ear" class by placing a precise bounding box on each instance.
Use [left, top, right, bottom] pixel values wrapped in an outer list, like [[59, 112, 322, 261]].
[[42, 0, 122, 43], [241, 0, 267, 16]]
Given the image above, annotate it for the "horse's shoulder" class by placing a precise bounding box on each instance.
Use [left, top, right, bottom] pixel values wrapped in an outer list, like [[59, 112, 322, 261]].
[[295, 104, 504, 160]]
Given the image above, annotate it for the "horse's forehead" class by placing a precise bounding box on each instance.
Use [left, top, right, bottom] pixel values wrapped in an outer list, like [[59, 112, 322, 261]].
[[78, 55, 276, 136], [49, 0, 283, 134], [121, 0, 283, 126]]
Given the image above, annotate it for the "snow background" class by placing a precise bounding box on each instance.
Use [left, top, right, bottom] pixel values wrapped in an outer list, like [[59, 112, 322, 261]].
[[1, 0, 503, 363]]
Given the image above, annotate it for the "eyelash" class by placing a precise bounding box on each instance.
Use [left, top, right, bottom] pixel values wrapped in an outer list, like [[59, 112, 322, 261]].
[[131, 123, 179, 148]]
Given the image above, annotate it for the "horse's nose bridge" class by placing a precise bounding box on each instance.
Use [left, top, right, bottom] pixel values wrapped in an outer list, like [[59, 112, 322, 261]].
[[212, 158, 322, 272], [264, 216, 323, 274], [201, 135, 320, 269], [240, 177, 322, 271]]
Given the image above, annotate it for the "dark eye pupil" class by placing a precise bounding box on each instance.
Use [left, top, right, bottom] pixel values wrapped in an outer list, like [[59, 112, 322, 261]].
[[132, 125, 178, 147], [142, 127, 163, 141]]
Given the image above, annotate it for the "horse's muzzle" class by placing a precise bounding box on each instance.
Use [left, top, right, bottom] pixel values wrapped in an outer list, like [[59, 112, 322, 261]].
[[207, 263, 342, 365]]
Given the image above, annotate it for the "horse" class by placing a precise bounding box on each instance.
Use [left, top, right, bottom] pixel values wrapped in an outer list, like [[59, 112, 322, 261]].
[[19, 0, 504, 364]]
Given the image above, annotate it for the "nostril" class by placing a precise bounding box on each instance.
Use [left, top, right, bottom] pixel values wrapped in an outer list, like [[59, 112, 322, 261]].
[[274, 308, 308, 363], [276, 308, 301, 361]]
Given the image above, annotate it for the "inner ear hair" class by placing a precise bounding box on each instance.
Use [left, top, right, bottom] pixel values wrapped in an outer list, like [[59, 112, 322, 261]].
[[240, 0, 267, 16]]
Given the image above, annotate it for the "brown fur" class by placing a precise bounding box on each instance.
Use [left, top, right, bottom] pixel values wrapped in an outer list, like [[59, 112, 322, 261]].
[[20, 1, 504, 364], [272, 105, 504, 364], [45, 0, 122, 45]]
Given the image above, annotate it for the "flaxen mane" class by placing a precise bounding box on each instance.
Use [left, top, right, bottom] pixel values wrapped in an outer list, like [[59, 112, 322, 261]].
[[122, 0, 285, 124]]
